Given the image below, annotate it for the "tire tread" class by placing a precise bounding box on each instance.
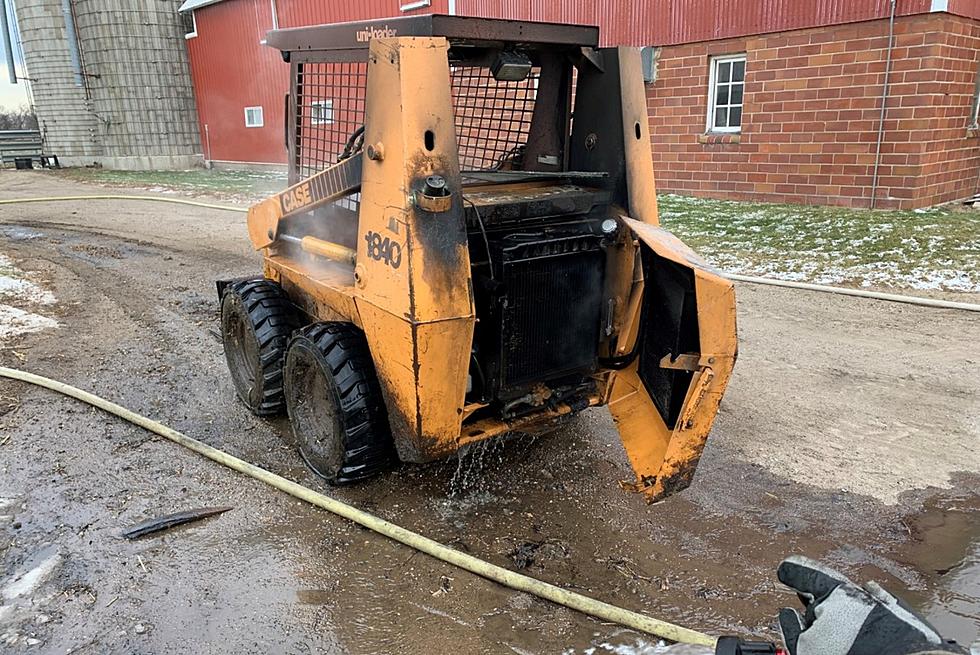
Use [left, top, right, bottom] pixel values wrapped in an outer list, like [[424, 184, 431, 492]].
[[289, 322, 395, 484]]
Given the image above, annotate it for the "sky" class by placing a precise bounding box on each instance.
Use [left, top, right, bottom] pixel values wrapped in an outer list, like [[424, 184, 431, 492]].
[[1, 0, 30, 111]]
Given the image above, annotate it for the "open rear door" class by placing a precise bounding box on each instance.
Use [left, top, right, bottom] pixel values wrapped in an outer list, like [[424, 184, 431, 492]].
[[608, 218, 738, 502]]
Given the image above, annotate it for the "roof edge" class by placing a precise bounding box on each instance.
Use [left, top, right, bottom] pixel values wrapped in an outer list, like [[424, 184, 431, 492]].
[[178, 0, 226, 13], [266, 14, 599, 52]]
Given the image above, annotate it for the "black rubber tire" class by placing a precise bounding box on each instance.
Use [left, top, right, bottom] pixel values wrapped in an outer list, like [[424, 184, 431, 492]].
[[220, 279, 297, 416], [283, 323, 396, 485]]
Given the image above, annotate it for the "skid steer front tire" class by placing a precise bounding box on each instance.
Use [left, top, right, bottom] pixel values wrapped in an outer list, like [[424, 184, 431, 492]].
[[221, 279, 297, 416], [284, 323, 396, 485]]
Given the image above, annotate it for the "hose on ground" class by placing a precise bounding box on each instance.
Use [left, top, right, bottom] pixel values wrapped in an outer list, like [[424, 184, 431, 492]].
[[727, 274, 980, 312], [0, 365, 717, 649], [0, 194, 246, 213], [2, 195, 977, 313]]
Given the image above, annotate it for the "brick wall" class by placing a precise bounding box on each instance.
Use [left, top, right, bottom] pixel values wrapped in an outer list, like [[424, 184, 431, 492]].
[[912, 15, 980, 206], [646, 13, 980, 209]]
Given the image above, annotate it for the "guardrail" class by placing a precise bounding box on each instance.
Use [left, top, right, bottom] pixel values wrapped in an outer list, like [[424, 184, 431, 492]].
[[0, 129, 57, 169]]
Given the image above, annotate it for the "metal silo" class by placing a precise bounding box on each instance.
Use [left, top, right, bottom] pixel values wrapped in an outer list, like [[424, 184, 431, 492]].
[[13, 0, 202, 169]]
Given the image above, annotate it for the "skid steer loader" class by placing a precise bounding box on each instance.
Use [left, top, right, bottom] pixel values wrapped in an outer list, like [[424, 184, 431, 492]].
[[219, 15, 737, 501]]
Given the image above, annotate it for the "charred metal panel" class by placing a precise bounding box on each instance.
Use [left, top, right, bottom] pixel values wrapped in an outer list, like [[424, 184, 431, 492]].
[[636, 250, 700, 429], [568, 50, 631, 211]]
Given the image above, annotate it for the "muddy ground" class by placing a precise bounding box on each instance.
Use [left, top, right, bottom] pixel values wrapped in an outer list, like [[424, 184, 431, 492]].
[[0, 171, 978, 654]]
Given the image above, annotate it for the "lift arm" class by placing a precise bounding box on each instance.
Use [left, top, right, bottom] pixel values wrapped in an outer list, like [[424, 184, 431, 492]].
[[247, 152, 363, 250]]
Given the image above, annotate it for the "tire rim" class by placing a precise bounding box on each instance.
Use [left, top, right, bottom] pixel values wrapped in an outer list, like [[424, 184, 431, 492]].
[[222, 296, 260, 405], [285, 340, 344, 479]]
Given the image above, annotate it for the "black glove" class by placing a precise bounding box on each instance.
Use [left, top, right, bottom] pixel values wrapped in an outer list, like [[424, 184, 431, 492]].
[[777, 555, 967, 655]]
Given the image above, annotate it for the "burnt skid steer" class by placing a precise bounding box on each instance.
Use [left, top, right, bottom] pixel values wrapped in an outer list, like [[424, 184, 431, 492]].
[[219, 15, 738, 502]]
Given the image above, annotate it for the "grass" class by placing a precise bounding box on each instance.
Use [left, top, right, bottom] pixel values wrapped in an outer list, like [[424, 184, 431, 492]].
[[54, 167, 286, 202], [49, 167, 979, 292], [658, 194, 980, 293]]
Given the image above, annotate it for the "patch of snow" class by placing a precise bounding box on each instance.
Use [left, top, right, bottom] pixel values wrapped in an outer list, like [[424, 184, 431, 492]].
[[0, 253, 59, 339], [0, 276, 55, 305], [2, 551, 62, 600], [0, 305, 59, 340], [563, 635, 712, 655]]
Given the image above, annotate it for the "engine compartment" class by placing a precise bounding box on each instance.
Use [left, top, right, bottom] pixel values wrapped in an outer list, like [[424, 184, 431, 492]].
[[461, 181, 614, 418]]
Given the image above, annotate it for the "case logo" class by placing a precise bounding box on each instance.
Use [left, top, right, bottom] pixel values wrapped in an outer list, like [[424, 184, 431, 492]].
[[280, 182, 311, 213]]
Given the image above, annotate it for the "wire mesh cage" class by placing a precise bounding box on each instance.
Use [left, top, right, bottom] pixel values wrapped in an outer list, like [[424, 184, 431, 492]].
[[292, 60, 542, 180], [294, 62, 368, 181], [450, 66, 540, 171]]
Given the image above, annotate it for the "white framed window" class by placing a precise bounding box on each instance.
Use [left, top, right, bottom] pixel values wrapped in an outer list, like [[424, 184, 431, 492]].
[[182, 11, 197, 39], [311, 100, 334, 125], [970, 63, 980, 129], [244, 106, 264, 128], [706, 54, 745, 133]]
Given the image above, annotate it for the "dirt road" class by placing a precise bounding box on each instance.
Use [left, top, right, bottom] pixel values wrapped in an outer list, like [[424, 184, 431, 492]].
[[1, 171, 978, 654]]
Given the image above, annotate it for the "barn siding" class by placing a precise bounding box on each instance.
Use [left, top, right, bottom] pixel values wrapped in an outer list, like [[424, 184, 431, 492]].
[[186, 0, 450, 164], [185, 0, 285, 163], [456, 0, 940, 46], [277, 0, 448, 29]]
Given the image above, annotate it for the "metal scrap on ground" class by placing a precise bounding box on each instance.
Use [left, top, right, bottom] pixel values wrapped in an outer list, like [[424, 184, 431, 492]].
[[121, 506, 233, 540]]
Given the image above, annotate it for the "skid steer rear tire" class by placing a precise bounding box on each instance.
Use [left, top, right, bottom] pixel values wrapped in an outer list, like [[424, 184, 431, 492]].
[[284, 323, 396, 485], [221, 279, 297, 416]]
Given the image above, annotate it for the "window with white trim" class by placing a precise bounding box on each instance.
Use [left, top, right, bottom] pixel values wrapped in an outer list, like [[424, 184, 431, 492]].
[[311, 100, 334, 125], [971, 62, 980, 129], [182, 11, 197, 39], [707, 54, 745, 133], [244, 106, 264, 128]]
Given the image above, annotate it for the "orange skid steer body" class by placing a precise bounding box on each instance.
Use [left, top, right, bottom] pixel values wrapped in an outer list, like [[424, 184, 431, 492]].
[[221, 14, 737, 501]]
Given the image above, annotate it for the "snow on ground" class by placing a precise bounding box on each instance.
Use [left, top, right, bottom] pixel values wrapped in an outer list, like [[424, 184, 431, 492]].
[[658, 194, 980, 293], [563, 638, 712, 655], [0, 254, 58, 341]]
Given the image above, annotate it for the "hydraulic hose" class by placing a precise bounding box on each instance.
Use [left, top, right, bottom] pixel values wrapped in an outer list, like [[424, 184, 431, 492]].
[[0, 366, 717, 649], [2, 194, 977, 313]]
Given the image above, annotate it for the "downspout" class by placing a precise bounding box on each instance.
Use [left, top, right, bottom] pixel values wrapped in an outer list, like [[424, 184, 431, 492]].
[[448, 0, 456, 15], [60, 0, 83, 87], [870, 0, 897, 209], [0, 0, 16, 83]]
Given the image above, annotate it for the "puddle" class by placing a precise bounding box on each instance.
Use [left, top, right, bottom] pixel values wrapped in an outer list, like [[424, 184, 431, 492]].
[[898, 496, 980, 650], [926, 543, 980, 653], [0, 227, 43, 241]]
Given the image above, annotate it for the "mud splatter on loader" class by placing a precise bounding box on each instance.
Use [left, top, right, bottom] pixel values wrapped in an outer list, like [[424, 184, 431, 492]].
[[219, 15, 738, 502]]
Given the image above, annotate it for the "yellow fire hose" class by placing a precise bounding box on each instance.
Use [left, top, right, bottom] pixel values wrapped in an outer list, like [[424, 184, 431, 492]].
[[0, 365, 717, 648], [0, 194, 247, 213]]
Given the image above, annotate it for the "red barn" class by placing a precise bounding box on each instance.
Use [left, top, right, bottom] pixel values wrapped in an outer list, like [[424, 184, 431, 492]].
[[179, 0, 980, 209]]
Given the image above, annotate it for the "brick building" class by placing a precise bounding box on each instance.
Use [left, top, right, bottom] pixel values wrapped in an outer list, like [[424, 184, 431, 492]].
[[643, 9, 980, 209], [179, 0, 980, 209]]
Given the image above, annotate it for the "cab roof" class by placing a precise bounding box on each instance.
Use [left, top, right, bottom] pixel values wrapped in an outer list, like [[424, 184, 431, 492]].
[[266, 14, 599, 57]]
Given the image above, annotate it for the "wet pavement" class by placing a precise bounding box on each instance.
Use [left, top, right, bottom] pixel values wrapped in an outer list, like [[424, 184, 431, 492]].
[[0, 172, 978, 654]]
